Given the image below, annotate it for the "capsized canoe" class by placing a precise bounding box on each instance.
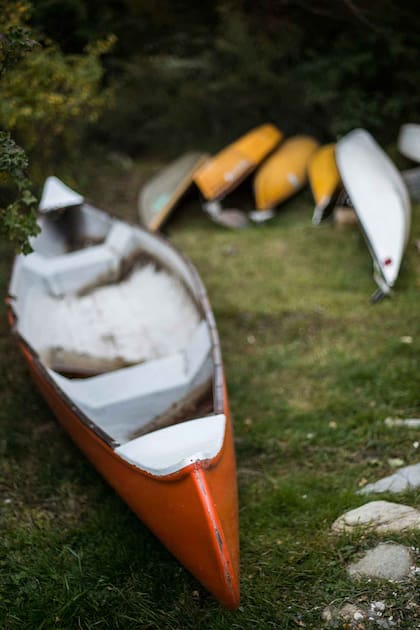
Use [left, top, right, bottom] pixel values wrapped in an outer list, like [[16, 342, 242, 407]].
[[398, 123, 420, 201], [398, 123, 420, 163], [193, 124, 282, 202], [252, 135, 320, 221], [7, 177, 240, 609], [138, 152, 209, 232], [336, 129, 411, 299], [308, 143, 341, 225], [401, 166, 420, 202]]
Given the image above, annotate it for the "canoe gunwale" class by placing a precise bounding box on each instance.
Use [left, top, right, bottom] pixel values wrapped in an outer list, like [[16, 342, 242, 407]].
[[7, 302, 229, 482], [7, 210, 226, 448]]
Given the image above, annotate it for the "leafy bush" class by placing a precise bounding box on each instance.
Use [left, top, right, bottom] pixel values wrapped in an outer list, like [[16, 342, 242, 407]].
[[0, 0, 114, 251]]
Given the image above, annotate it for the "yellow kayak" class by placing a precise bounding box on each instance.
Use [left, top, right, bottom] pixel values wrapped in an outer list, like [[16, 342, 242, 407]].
[[193, 124, 282, 202], [252, 136, 320, 221], [308, 144, 341, 225]]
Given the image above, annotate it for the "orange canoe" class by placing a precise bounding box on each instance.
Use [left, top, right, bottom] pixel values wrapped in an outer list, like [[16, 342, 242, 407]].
[[252, 135, 320, 221], [7, 177, 240, 609], [193, 124, 283, 202]]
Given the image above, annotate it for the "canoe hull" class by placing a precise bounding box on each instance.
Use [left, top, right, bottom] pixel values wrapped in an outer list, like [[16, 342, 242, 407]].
[[15, 334, 240, 609], [139, 152, 209, 232], [193, 124, 282, 201], [7, 190, 240, 608], [336, 129, 411, 295], [254, 136, 320, 211], [308, 144, 341, 224], [398, 123, 420, 163]]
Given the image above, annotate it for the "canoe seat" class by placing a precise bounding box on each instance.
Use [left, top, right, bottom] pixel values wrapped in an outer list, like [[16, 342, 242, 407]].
[[48, 321, 213, 443], [9, 245, 120, 305], [10, 220, 139, 303], [115, 414, 226, 475]]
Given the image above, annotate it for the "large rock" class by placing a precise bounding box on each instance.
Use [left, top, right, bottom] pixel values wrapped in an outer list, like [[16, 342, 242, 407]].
[[359, 463, 420, 495], [348, 543, 415, 581], [332, 500, 420, 533]]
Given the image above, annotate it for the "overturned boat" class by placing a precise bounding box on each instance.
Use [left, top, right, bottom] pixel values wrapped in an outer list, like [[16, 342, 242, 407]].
[[398, 123, 420, 163], [138, 152, 209, 232], [193, 124, 282, 228], [336, 129, 411, 300], [251, 135, 319, 222], [398, 123, 420, 202], [308, 143, 341, 225], [7, 177, 240, 609]]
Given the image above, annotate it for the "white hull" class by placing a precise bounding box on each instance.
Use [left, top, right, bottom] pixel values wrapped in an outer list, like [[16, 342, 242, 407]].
[[336, 129, 411, 297], [398, 123, 420, 163]]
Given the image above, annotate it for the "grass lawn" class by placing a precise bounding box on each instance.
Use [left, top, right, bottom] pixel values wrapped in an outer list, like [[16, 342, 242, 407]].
[[0, 157, 419, 629]]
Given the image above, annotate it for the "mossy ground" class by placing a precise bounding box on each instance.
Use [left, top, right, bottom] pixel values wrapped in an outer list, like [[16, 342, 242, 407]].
[[0, 158, 419, 629]]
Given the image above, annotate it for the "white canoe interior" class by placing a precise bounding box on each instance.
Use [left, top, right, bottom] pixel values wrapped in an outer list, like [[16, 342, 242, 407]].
[[10, 178, 226, 474], [336, 129, 411, 293], [398, 123, 420, 163]]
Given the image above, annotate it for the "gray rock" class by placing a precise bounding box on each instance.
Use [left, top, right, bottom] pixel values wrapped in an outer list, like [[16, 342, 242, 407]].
[[321, 603, 366, 626], [332, 500, 420, 533], [359, 463, 420, 495], [322, 601, 398, 628], [348, 543, 415, 581]]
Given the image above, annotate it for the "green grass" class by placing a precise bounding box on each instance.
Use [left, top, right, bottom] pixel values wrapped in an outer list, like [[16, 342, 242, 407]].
[[1, 159, 419, 629]]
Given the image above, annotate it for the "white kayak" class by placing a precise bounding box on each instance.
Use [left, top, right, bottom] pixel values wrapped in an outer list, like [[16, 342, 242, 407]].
[[336, 129, 411, 300]]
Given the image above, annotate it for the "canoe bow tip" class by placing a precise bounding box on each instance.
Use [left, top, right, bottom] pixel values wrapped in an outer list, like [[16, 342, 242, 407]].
[[191, 465, 240, 609], [223, 583, 241, 611], [210, 542, 240, 610]]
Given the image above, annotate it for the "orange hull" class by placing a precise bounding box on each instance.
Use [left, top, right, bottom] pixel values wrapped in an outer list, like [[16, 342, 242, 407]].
[[193, 124, 283, 201], [10, 323, 240, 609]]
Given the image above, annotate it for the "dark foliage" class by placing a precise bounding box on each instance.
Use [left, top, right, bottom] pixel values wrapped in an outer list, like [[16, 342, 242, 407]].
[[29, 0, 420, 156]]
